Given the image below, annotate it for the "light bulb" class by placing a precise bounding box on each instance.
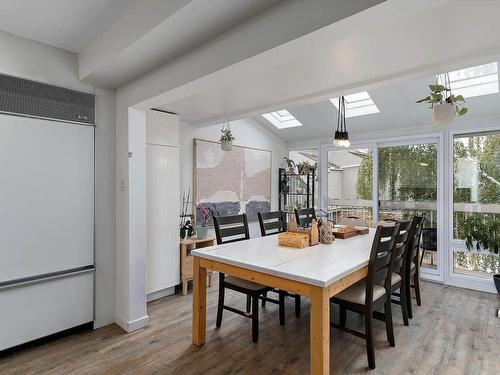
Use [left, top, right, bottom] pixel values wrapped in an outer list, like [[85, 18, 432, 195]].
[[344, 139, 350, 147]]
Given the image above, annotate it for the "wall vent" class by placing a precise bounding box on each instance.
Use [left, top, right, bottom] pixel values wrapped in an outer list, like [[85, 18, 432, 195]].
[[0, 74, 95, 125]]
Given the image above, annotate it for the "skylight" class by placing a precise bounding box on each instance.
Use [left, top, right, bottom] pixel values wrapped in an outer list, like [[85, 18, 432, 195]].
[[447, 62, 499, 98], [330, 91, 379, 118], [262, 110, 303, 129]]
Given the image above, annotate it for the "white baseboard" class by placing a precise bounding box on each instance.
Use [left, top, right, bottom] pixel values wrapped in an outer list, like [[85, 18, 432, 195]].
[[115, 313, 149, 333], [147, 286, 175, 302]]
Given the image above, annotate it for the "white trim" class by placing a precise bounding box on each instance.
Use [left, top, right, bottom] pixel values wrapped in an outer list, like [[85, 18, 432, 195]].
[[147, 286, 175, 302], [115, 313, 149, 333], [444, 125, 500, 293]]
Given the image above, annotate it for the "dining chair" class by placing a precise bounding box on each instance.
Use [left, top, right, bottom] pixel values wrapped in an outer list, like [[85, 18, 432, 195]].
[[383, 219, 412, 326], [331, 224, 400, 369], [404, 216, 425, 319], [294, 207, 316, 228], [420, 227, 437, 266], [212, 213, 285, 342], [339, 215, 369, 227], [258, 210, 301, 319]]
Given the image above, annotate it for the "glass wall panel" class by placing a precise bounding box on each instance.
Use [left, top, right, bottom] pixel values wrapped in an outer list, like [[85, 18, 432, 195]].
[[452, 131, 500, 278], [327, 149, 373, 226], [378, 143, 438, 270]]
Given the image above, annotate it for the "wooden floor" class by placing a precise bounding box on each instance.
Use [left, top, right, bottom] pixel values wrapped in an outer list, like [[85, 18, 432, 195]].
[[1, 281, 498, 374]]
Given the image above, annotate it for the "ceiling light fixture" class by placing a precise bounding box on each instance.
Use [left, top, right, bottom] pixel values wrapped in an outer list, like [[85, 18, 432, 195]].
[[333, 96, 350, 147]]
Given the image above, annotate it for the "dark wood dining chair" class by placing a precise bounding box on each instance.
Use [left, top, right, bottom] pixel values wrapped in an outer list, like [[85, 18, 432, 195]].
[[258, 210, 301, 319], [258, 210, 287, 236], [331, 224, 400, 369], [404, 216, 425, 319], [212, 213, 285, 342], [420, 227, 437, 266], [383, 219, 412, 327], [294, 207, 316, 228]]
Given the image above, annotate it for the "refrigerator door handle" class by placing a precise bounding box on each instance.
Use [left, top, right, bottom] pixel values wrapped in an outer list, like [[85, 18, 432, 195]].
[[0, 265, 95, 292]]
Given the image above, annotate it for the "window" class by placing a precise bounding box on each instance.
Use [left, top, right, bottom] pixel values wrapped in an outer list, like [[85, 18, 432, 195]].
[[452, 131, 500, 278], [330, 91, 379, 118], [448, 62, 499, 98], [327, 148, 374, 225], [262, 110, 303, 129]]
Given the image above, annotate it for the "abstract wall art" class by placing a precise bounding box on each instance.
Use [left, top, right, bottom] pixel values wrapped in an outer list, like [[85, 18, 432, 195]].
[[194, 139, 271, 222]]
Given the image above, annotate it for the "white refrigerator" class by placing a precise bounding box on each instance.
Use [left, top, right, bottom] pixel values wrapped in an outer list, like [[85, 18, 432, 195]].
[[0, 114, 95, 350]]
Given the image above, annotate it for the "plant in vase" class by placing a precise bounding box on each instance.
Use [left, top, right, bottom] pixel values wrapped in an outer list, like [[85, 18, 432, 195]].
[[220, 121, 235, 151], [179, 189, 194, 240], [417, 73, 468, 124], [459, 215, 500, 294], [196, 203, 211, 239]]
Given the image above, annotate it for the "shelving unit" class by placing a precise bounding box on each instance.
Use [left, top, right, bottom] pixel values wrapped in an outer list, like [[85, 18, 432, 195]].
[[278, 168, 315, 213]]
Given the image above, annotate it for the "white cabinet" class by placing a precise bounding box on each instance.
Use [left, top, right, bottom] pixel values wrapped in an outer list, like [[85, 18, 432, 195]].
[[146, 111, 180, 295]]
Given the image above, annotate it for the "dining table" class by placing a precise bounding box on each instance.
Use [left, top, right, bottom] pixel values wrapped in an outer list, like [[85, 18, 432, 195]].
[[191, 228, 376, 375]]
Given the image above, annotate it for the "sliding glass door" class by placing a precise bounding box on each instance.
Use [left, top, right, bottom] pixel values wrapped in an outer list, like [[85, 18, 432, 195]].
[[378, 142, 439, 273], [323, 137, 442, 278], [450, 131, 500, 282]]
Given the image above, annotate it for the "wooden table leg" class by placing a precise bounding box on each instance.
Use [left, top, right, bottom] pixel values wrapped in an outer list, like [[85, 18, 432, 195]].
[[192, 256, 207, 346], [310, 286, 330, 375]]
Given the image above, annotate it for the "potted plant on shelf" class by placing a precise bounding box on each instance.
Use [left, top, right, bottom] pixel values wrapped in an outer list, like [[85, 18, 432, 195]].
[[417, 73, 468, 124], [460, 215, 500, 294], [220, 121, 235, 151], [179, 189, 194, 240], [280, 157, 296, 174], [196, 203, 211, 239]]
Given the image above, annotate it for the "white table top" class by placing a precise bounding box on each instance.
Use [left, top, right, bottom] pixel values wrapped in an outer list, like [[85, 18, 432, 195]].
[[192, 229, 375, 287]]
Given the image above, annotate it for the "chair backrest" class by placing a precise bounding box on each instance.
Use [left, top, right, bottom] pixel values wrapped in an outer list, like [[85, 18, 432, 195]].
[[258, 210, 287, 236], [213, 214, 250, 245], [294, 208, 316, 228], [339, 216, 368, 227], [405, 216, 425, 269], [422, 228, 437, 250], [377, 218, 398, 227], [366, 224, 400, 302], [390, 220, 412, 275]]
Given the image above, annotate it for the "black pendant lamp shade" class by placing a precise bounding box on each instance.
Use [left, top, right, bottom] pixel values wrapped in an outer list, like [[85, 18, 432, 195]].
[[333, 96, 350, 147]]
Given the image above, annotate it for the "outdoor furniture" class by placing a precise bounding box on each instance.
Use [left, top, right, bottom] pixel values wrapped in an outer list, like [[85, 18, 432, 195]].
[[330, 224, 400, 369], [421, 227, 437, 266], [339, 215, 369, 227]]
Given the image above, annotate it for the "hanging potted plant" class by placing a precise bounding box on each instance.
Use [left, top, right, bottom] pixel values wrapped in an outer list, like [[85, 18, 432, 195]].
[[417, 73, 468, 124], [220, 121, 235, 151], [460, 215, 500, 294]]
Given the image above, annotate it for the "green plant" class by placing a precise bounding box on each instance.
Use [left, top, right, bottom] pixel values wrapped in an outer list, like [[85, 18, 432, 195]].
[[219, 128, 235, 142], [281, 157, 296, 172], [459, 215, 500, 254], [417, 84, 468, 117]]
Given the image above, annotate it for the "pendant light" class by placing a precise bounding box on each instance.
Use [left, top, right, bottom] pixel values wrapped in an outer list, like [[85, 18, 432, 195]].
[[333, 96, 350, 147]]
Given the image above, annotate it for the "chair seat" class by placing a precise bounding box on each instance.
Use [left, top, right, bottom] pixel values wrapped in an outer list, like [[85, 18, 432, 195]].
[[333, 280, 386, 305], [225, 275, 268, 291], [390, 272, 401, 285]]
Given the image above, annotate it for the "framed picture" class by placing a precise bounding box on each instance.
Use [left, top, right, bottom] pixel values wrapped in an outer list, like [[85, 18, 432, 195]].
[[194, 139, 271, 222]]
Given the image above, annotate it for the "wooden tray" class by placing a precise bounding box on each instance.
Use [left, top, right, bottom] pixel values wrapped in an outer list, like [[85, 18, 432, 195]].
[[278, 232, 310, 248], [356, 227, 369, 235], [333, 229, 358, 239]]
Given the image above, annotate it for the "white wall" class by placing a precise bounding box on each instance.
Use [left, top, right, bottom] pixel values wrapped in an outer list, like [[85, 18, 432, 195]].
[[180, 119, 287, 238], [0, 31, 116, 328]]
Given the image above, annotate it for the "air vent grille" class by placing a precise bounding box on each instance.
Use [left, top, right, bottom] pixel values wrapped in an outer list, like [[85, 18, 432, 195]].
[[0, 74, 95, 125]]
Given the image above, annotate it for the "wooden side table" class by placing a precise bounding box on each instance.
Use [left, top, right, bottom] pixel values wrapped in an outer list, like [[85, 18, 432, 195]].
[[180, 237, 215, 295]]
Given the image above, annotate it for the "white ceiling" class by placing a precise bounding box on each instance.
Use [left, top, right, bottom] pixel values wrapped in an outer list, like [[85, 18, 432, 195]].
[[0, 0, 138, 52], [250, 63, 500, 141]]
